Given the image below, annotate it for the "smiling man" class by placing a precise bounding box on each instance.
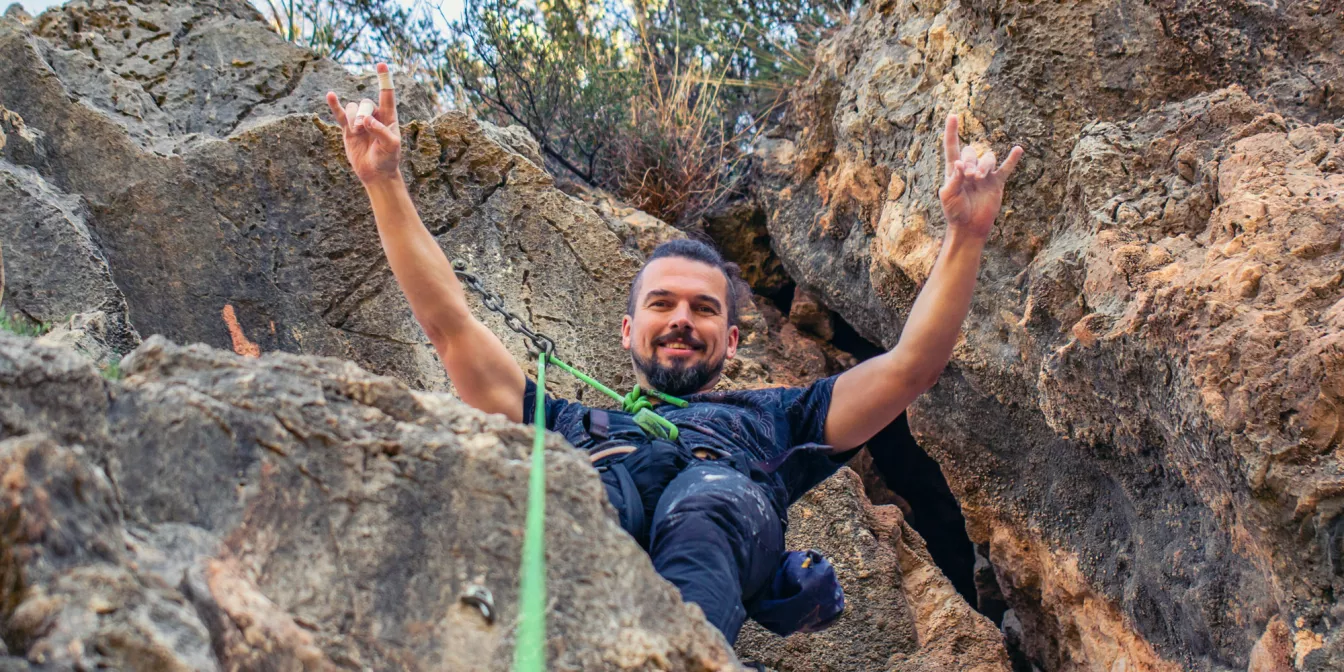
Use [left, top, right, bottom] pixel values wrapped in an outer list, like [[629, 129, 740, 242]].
[[326, 65, 1022, 645]]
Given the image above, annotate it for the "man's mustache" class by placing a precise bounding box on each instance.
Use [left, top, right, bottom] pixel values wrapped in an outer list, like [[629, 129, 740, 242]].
[[653, 329, 705, 350]]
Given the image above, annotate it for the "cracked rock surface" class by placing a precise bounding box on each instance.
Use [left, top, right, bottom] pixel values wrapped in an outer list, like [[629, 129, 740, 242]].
[[0, 0, 642, 399]]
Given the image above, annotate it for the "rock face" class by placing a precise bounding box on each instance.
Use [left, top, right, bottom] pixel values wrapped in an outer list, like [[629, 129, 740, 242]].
[[0, 334, 739, 670], [0, 109, 138, 352], [0, 0, 640, 399], [0, 0, 1009, 668], [754, 0, 1344, 669]]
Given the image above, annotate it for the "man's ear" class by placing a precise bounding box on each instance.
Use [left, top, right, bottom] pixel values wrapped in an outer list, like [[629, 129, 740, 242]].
[[621, 314, 632, 350], [725, 324, 739, 360]]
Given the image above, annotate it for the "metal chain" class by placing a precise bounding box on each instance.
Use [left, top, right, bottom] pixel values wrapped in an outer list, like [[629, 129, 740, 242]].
[[453, 260, 557, 357]]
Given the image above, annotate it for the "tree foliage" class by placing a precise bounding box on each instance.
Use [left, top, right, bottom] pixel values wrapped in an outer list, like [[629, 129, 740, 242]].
[[261, 0, 445, 73], [264, 0, 855, 225]]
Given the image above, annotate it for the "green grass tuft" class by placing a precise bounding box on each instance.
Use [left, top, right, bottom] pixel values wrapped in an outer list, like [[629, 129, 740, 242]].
[[0, 310, 51, 338], [100, 356, 123, 381]]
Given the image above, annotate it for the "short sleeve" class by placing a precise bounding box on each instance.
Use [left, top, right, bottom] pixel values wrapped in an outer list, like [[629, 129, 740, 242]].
[[773, 373, 862, 504], [778, 373, 840, 447]]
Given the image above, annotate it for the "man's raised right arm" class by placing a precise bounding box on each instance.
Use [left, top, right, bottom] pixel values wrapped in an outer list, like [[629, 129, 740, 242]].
[[326, 65, 526, 422]]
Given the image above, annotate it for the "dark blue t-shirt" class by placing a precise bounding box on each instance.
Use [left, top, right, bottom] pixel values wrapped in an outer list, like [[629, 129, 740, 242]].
[[523, 375, 857, 519]]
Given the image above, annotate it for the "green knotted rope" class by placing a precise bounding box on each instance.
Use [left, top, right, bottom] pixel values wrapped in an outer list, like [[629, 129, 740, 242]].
[[514, 352, 688, 670], [542, 354, 688, 440]]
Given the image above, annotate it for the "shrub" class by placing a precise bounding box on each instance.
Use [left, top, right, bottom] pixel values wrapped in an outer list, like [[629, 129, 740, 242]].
[[264, 0, 857, 224]]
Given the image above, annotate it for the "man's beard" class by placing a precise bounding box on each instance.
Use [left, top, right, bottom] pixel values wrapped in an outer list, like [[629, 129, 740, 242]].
[[631, 330, 723, 397]]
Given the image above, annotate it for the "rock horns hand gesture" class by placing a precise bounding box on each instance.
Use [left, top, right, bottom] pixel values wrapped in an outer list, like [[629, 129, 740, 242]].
[[938, 113, 1024, 239], [326, 63, 401, 186]]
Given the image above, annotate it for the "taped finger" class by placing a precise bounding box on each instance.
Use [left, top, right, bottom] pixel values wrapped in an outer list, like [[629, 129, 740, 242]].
[[356, 99, 376, 122]]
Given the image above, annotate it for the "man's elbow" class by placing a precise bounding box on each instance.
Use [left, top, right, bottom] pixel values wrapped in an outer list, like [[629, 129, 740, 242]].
[[915, 366, 945, 394], [883, 351, 945, 397], [417, 304, 473, 348]]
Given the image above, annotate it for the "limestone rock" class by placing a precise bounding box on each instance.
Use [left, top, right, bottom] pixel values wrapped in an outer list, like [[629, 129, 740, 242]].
[[561, 177, 688, 257], [0, 434, 217, 670], [753, 0, 1344, 668], [0, 0, 644, 398], [699, 199, 792, 299], [28, 0, 436, 151], [0, 157, 139, 354], [35, 310, 127, 367], [1, 3, 27, 23], [735, 468, 1009, 672], [0, 1, 1000, 669], [0, 333, 740, 670], [787, 286, 834, 342], [722, 296, 855, 391]]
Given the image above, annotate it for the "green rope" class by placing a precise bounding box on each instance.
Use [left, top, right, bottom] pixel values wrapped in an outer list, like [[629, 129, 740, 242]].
[[514, 351, 549, 672], [542, 355, 687, 440], [514, 351, 690, 670]]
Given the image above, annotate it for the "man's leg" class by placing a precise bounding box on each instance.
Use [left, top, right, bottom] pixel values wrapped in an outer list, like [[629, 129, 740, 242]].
[[648, 461, 783, 645]]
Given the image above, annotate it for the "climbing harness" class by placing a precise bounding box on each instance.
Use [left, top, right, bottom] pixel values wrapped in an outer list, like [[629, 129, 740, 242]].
[[452, 260, 688, 671]]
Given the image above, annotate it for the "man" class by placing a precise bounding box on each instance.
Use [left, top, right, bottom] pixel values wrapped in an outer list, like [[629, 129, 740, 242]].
[[325, 64, 1022, 644]]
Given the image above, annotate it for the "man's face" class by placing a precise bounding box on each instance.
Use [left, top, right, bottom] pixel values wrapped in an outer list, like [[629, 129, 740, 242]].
[[622, 256, 739, 396]]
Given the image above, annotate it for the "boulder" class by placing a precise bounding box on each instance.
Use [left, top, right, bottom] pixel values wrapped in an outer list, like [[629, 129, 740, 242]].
[[752, 0, 1344, 668], [0, 142, 139, 353], [0, 0, 646, 398], [0, 333, 740, 670]]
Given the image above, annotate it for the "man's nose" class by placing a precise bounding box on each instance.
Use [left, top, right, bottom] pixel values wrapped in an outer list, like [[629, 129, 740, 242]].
[[668, 302, 694, 329]]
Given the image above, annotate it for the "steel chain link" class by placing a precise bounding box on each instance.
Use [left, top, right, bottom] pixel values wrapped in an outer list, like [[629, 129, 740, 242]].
[[453, 259, 557, 357]]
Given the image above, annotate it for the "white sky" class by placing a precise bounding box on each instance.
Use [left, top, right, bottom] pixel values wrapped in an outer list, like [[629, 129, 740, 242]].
[[12, 0, 463, 28]]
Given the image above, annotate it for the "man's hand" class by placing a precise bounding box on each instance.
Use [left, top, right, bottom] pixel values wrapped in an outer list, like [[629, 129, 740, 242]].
[[938, 113, 1023, 239], [824, 115, 1024, 450], [326, 63, 401, 185], [320, 63, 526, 420]]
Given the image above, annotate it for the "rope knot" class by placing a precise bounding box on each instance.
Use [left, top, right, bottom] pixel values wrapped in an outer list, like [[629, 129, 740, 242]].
[[621, 385, 654, 414], [622, 385, 678, 441]]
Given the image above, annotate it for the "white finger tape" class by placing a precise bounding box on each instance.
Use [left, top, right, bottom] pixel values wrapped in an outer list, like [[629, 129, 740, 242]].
[[356, 99, 376, 119], [378, 70, 394, 90]]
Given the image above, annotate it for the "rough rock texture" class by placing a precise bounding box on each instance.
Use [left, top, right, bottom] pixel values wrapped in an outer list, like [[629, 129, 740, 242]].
[[0, 334, 740, 670], [754, 0, 1344, 669], [736, 468, 1009, 672], [700, 199, 793, 301], [0, 112, 139, 353], [35, 310, 127, 366], [0, 0, 642, 399], [0, 0, 1011, 668]]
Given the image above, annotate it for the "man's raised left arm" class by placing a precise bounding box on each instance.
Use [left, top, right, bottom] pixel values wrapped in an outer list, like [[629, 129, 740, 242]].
[[823, 114, 1023, 450]]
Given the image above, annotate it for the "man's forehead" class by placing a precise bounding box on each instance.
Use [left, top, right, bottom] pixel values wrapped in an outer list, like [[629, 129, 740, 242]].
[[638, 257, 728, 299]]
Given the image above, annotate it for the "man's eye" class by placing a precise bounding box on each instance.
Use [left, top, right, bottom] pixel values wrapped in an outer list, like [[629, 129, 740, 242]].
[[696, 305, 717, 315], [649, 301, 669, 308]]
